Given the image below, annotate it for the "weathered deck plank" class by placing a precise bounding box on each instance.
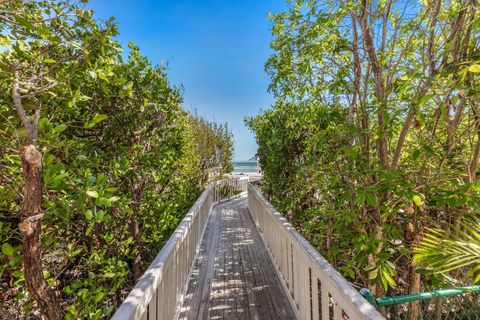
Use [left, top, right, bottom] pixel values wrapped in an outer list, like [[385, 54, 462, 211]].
[[178, 196, 296, 320]]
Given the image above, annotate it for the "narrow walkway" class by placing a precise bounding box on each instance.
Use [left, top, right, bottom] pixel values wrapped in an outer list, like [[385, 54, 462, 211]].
[[179, 196, 296, 320]]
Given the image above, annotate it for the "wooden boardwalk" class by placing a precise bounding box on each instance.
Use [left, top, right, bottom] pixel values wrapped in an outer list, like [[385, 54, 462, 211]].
[[178, 196, 296, 320]]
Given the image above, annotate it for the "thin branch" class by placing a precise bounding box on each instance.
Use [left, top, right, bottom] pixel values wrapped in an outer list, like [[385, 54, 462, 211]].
[[12, 68, 37, 144]]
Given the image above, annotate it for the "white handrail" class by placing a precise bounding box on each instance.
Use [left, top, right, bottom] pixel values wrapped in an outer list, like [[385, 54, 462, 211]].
[[247, 183, 385, 320], [213, 176, 248, 202], [112, 177, 248, 320]]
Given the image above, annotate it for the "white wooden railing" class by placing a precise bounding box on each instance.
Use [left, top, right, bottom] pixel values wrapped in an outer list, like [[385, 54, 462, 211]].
[[112, 177, 248, 320], [247, 183, 385, 320], [213, 176, 248, 202]]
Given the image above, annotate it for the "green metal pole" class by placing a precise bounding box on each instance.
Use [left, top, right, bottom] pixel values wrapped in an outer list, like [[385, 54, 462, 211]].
[[361, 286, 480, 307], [359, 288, 378, 306]]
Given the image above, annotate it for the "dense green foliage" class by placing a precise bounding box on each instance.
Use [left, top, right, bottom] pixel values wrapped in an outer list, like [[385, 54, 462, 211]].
[[0, 1, 232, 318], [248, 0, 480, 299]]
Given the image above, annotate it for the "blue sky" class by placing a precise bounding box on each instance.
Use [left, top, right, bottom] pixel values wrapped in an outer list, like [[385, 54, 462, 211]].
[[88, 0, 287, 160]]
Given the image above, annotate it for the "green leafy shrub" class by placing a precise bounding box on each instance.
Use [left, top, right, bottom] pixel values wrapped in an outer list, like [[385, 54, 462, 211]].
[[0, 1, 233, 318], [248, 0, 480, 299]]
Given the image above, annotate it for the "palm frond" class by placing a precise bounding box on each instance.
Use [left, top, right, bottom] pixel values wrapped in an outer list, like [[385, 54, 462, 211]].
[[413, 217, 480, 284]]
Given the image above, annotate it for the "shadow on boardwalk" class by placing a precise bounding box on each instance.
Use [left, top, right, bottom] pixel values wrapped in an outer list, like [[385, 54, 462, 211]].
[[179, 196, 296, 320]]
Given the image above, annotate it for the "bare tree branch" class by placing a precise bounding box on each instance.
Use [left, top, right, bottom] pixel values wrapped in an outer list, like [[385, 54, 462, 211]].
[[12, 68, 37, 144]]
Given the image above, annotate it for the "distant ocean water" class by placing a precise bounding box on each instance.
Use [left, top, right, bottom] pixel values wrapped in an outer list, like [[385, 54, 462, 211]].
[[233, 161, 259, 173]]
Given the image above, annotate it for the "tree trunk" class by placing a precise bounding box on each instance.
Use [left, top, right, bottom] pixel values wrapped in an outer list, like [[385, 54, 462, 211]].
[[406, 210, 421, 320], [407, 266, 421, 320], [18, 145, 62, 320], [470, 103, 480, 181], [359, 0, 389, 168], [130, 215, 142, 281], [130, 183, 146, 281]]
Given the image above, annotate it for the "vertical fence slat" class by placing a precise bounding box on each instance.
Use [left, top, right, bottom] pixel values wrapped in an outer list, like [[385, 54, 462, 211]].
[[321, 286, 330, 320], [333, 302, 342, 320], [148, 290, 157, 320], [312, 275, 319, 320]]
